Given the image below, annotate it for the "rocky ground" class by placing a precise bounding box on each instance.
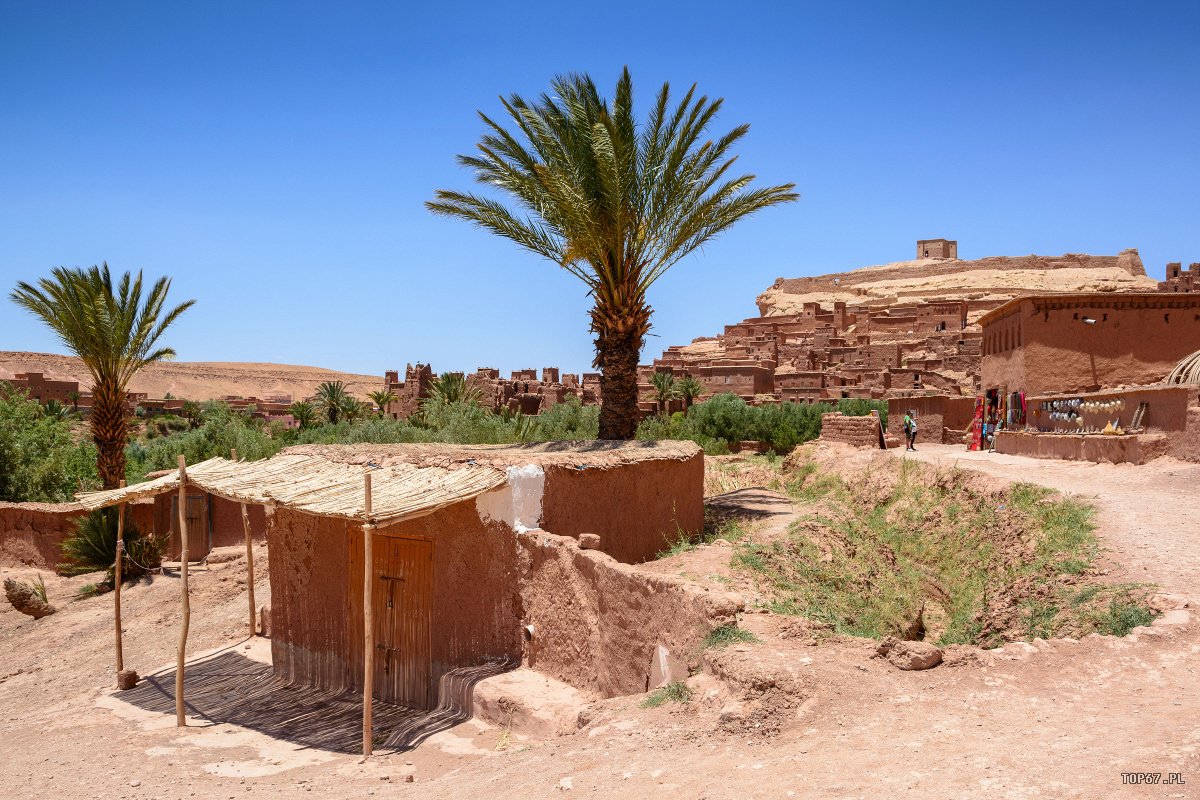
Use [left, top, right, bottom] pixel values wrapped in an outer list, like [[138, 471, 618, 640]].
[[0, 446, 1196, 799]]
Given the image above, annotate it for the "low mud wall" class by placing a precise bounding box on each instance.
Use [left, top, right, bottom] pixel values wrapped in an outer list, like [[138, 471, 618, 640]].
[[516, 529, 740, 698], [0, 501, 154, 570], [993, 431, 1169, 464], [818, 412, 882, 448], [887, 395, 976, 445]]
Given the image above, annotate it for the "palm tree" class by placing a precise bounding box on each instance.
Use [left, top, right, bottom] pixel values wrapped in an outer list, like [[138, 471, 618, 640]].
[[427, 372, 482, 406], [11, 264, 194, 488], [340, 396, 371, 424], [288, 400, 318, 429], [677, 375, 705, 412], [314, 381, 350, 424], [66, 389, 80, 413], [649, 372, 678, 417], [428, 68, 797, 438], [368, 389, 398, 417]]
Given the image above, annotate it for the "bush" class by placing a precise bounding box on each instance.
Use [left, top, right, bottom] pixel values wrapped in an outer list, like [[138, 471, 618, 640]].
[[0, 382, 98, 502], [640, 680, 692, 708], [60, 509, 166, 582]]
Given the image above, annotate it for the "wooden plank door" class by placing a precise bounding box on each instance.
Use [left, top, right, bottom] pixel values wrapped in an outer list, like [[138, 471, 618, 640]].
[[169, 494, 211, 560], [373, 535, 433, 708]]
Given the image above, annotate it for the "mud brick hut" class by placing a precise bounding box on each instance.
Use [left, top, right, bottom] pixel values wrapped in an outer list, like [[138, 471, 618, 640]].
[[268, 441, 705, 709]]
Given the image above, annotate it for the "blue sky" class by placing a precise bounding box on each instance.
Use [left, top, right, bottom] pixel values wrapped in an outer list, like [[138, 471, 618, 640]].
[[2, 1, 1197, 377]]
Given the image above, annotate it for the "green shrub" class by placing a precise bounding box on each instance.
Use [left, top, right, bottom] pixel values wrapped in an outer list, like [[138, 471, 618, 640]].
[[0, 382, 98, 502], [60, 509, 165, 582], [1095, 599, 1154, 637]]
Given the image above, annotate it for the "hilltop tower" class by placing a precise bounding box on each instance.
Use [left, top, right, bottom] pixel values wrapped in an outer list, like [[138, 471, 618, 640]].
[[917, 239, 958, 259]]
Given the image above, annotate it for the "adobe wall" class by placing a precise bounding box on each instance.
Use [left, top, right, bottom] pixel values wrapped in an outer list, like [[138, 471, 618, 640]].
[[993, 431, 1168, 465], [817, 412, 882, 448], [154, 486, 268, 560], [267, 499, 522, 703], [539, 453, 704, 564], [887, 395, 976, 444], [515, 528, 740, 698], [0, 501, 155, 570]]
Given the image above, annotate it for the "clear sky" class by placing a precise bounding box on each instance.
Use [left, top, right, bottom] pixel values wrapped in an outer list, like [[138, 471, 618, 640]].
[[2, 1, 1197, 378]]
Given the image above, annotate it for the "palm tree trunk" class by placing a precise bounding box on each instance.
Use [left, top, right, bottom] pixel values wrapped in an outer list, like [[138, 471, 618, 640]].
[[91, 380, 128, 489], [596, 327, 643, 440]]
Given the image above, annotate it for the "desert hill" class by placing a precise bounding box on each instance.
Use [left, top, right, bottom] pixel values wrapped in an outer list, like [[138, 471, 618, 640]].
[[0, 351, 381, 402], [756, 249, 1156, 320]]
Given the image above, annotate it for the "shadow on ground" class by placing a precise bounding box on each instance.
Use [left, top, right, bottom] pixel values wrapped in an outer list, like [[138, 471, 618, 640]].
[[706, 487, 794, 525], [117, 650, 513, 753]]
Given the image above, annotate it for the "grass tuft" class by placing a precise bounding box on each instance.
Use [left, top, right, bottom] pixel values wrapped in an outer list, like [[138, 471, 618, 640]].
[[640, 680, 692, 708], [702, 624, 759, 649]]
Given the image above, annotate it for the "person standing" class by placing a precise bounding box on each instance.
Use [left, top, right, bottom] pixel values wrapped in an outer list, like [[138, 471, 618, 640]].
[[903, 409, 918, 451]]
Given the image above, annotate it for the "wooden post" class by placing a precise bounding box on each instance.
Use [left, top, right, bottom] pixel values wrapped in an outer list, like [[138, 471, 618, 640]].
[[362, 472, 374, 757], [232, 449, 256, 637], [176, 455, 191, 727], [113, 480, 127, 680]]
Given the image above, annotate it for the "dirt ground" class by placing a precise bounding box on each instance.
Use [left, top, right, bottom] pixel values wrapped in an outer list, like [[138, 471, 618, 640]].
[[1, 446, 1197, 799]]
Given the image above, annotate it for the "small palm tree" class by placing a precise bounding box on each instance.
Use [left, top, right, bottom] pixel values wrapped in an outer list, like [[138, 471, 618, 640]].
[[314, 381, 349, 424], [288, 400, 318, 429], [649, 372, 678, 417], [66, 389, 80, 412], [11, 264, 194, 488], [428, 68, 796, 438], [368, 389, 398, 417], [677, 375, 705, 411], [428, 372, 482, 406], [42, 399, 70, 422], [340, 396, 371, 424]]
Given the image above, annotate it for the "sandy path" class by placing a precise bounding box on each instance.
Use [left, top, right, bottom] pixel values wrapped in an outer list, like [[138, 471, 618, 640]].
[[900, 444, 1200, 598]]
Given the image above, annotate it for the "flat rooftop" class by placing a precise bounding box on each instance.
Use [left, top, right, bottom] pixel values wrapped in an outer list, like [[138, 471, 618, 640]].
[[281, 440, 701, 470]]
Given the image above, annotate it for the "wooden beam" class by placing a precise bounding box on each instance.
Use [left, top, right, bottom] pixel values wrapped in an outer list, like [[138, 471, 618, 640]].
[[113, 480, 126, 681], [232, 449, 256, 637], [176, 455, 191, 727], [362, 472, 374, 757]]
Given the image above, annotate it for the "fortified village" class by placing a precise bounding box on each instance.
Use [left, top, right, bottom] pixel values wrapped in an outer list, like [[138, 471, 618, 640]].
[[2, 237, 1199, 796]]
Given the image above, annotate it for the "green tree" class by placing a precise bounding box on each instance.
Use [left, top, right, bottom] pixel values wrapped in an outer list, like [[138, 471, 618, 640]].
[[677, 375, 704, 411], [66, 389, 80, 412], [428, 68, 796, 439], [427, 372, 482, 406], [314, 381, 350, 424], [41, 399, 70, 422], [340, 396, 371, 424], [649, 371, 678, 416], [368, 389, 398, 417], [288, 400, 318, 429], [0, 382, 97, 502], [10, 264, 194, 488]]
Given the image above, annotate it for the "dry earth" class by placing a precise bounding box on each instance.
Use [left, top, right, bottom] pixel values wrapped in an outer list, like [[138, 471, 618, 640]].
[[1, 446, 1197, 799], [0, 351, 381, 401]]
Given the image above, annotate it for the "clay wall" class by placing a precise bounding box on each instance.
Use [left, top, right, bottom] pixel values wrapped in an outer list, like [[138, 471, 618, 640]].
[[1027, 386, 1192, 434], [539, 452, 704, 564], [0, 501, 155, 570], [515, 529, 739, 697], [817, 412, 882, 448], [887, 395, 975, 444], [982, 295, 1200, 395], [993, 431, 1166, 465], [153, 486, 268, 560], [268, 499, 523, 703]]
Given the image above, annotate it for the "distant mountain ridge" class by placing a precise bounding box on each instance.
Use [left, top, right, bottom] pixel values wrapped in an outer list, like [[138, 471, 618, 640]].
[[0, 351, 381, 402]]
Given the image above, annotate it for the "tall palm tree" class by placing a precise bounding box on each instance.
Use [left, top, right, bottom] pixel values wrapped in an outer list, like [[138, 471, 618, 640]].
[[677, 375, 705, 411], [368, 389, 398, 417], [427, 372, 482, 406], [428, 68, 797, 438], [314, 381, 350, 424], [649, 371, 678, 417], [11, 264, 194, 488], [340, 396, 371, 424], [288, 400, 318, 429]]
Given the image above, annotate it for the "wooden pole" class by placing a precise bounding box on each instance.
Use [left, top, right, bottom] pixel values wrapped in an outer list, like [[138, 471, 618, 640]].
[[176, 455, 191, 727], [232, 449, 256, 637], [113, 479, 127, 680], [362, 472, 374, 757]]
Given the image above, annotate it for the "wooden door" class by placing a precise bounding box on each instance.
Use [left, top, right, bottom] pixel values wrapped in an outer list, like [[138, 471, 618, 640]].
[[374, 535, 433, 707], [350, 531, 434, 708], [169, 494, 211, 560]]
